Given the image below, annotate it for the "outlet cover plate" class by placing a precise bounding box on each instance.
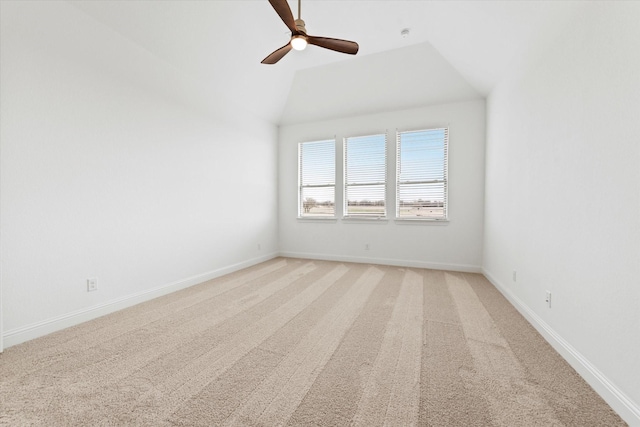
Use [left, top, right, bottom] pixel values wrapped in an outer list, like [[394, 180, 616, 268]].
[[545, 291, 552, 308]]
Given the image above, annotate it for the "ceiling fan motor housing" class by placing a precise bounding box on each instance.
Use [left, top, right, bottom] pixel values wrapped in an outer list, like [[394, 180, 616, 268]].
[[295, 19, 306, 34]]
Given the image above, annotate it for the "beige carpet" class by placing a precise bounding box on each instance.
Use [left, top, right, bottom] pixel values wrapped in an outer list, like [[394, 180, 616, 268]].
[[0, 258, 625, 426]]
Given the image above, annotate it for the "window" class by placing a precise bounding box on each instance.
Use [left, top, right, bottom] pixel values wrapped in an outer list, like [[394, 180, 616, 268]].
[[396, 128, 448, 220], [344, 133, 387, 217], [298, 139, 335, 217]]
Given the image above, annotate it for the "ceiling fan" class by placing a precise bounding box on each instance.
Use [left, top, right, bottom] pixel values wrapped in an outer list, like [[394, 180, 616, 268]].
[[261, 0, 359, 64]]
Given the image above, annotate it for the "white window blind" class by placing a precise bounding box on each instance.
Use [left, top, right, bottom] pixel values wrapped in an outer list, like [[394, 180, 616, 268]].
[[344, 133, 387, 217], [299, 139, 335, 217], [396, 128, 448, 220]]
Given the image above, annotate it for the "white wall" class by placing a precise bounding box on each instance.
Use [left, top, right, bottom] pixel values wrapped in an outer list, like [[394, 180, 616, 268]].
[[279, 100, 485, 271], [280, 43, 481, 125], [0, 2, 278, 349], [483, 2, 640, 423]]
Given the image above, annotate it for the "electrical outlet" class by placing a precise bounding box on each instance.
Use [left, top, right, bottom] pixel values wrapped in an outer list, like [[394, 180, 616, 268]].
[[87, 277, 98, 292], [257, 243, 261, 250], [512, 270, 517, 282], [545, 291, 552, 308], [365, 243, 370, 251]]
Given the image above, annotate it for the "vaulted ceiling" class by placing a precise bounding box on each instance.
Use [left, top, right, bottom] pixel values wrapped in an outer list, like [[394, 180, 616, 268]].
[[63, 1, 577, 125]]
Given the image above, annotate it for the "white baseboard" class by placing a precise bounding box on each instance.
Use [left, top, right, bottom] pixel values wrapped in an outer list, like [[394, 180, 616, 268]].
[[482, 268, 640, 426], [279, 251, 482, 273], [2, 253, 278, 350]]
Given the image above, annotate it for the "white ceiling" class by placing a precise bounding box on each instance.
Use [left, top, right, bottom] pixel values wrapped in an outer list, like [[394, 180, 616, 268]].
[[67, 0, 578, 125]]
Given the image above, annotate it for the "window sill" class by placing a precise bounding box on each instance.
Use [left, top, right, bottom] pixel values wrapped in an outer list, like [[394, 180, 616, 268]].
[[297, 217, 338, 223], [342, 216, 389, 224], [394, 218, 449, 225]]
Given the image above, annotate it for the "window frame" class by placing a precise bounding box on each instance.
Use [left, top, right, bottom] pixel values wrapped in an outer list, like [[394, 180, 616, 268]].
[[395, 127, 449, 221], [343, 132, 388, 219], [298, 138, 337, 219]]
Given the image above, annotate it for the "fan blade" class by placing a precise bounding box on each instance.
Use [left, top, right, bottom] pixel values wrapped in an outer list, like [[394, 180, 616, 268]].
[[307, 36, 359, 55], [268, 0, 297, 33], [261, 43, 293, 64]]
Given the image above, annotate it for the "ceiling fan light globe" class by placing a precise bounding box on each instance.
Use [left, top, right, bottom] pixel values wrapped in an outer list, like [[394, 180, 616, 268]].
[[291, 35, 308, 51]]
